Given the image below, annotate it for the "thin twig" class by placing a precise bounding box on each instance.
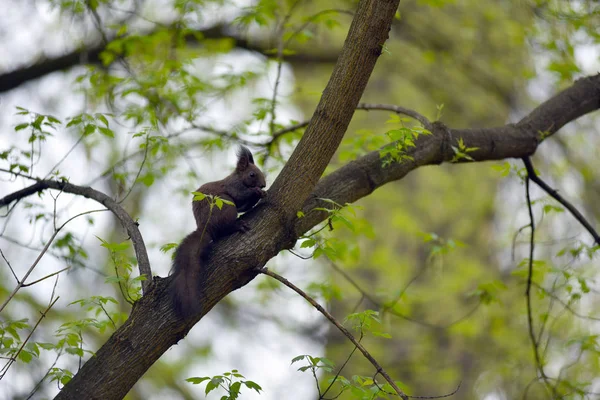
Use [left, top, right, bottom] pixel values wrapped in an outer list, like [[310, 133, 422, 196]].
[[0, 296, 60, 380], [268, 0, 303, 137], [0, 209, 105, 313], [258, 267, 408, 400], [320, 334, 360, 399], [523, 157, 600, 244], [357, 103, 433, 130], [21, 266, 71, 287], [117, 133, 150, 204], [523, 161, 559, 398], [25, 349, 63, 400], [283, 9, 354, 49], [0, 248, 18, 282], [327, 260, 480, 329], [407, 381, 462, 399]]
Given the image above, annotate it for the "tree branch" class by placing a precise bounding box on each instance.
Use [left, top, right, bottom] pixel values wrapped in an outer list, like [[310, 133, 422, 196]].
[[522, 157, 600, 244], [294, 73, 600, 236], [0, 178, 152, 293], [0, 25, 338, 94], [258, 267, 408, 400]]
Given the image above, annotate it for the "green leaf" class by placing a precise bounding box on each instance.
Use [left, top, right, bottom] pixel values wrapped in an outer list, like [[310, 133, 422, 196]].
[[230, 381, 241, 396], [84, 124, 96, 135], [15, 123, 29, 131], [291, 355, 306, 364], [372, 331, 392, 339], [138, 174, 155, 187], [186, 377, 211, 384], [18, 350, 33, 363], [244, 380, 262, 393], [160, 243, 178, 253], [98, 127, 114, 138], [205, 377, 223, 395], [192, 191, 206, 201]]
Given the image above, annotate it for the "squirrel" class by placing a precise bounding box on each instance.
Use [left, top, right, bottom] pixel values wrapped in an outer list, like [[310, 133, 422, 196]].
[[170, 145, 266, 318]]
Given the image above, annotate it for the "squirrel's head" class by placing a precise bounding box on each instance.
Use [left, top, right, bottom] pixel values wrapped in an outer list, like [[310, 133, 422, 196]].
[[235, 145, 266, 189]]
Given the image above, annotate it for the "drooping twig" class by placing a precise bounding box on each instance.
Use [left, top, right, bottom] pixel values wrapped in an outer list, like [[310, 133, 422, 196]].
[[257, 267, 408, 400], [522, 157, 600, 244], [523, 162, 559, 398], [0, 177, 152, 293]]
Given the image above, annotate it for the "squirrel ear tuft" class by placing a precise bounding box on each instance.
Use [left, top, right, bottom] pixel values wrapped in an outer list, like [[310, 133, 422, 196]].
[[236, 145, 254, 171], [237, 145, 255, 164]]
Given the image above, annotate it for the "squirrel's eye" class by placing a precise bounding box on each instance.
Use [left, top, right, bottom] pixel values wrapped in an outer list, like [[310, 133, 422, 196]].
[[249, 172, 256, 178]]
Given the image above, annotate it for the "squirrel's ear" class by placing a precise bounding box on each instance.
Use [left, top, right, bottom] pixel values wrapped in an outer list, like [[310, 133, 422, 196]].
[[236, 145, 254, 171]]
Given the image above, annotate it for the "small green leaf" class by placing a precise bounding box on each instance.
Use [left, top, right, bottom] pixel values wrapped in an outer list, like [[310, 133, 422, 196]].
[[291, 355, 306, 364], [186, 377, 211, 384], [244, 380, 262, 393], [98, 127, 114, 138], [192, 191, 206, 201]]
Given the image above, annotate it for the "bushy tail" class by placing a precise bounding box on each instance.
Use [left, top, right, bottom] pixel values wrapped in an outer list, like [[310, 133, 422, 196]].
[[170, 230, 212, 318]]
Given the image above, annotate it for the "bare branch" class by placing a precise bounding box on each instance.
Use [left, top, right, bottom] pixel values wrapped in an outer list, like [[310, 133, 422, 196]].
[[523, 157, 600, 244], [357, 103, 432, 130], [21, 266, 71, 287], [258, 267, 408, 400], [524, 161, 558, 398], [0, 178, 151, 293]]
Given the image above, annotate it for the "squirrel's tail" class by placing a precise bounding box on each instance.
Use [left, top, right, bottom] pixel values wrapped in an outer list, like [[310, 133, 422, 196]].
[[170, 230, 212, 318]]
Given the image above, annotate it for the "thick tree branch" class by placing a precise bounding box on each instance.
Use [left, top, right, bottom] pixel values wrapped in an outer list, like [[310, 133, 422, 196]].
[[0, 179, 152, 293], [295, 73, 600, 236], [0, 25, 337, 94]]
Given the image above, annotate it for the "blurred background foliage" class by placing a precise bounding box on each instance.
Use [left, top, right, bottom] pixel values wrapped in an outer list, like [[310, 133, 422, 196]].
[[1, 0, 599, 399]]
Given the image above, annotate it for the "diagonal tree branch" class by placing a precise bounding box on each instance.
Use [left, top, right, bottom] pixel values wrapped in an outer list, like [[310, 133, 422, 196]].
[[258, 267, 408, 399], [0, 178, 152, 294]]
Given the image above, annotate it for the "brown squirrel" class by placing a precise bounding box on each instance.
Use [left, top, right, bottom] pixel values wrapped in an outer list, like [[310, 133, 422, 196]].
[[170, 146, 266, 317]]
